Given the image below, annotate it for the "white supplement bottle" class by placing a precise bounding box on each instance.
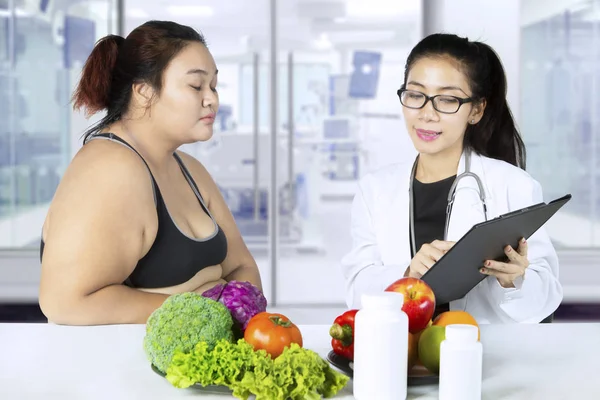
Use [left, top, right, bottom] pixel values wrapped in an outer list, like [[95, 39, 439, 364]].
[[438, 324, 483, 400], [353, 292, 408, 400]]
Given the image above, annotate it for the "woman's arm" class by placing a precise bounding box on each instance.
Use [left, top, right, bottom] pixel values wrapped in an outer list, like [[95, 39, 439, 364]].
[[39, 142, 166, 325], [479, 174, 563, 323], [177, 152, 263, 290], [47, 285, 169, 325], [341, 175, 409, 309]]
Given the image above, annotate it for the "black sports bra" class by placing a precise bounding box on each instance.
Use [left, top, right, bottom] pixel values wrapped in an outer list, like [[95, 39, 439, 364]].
[[40, 132, 228, 289]]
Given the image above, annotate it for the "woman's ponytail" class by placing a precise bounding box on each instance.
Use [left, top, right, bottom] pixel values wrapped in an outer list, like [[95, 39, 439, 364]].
[[470, 42, 526, 169], [72, 35, 124, 117]]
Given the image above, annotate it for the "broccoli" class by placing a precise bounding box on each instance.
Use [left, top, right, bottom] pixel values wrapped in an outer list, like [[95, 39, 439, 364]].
[[143, 292, 234, 373]]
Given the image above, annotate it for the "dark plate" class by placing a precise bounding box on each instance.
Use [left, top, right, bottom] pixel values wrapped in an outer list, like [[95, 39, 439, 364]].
[[326, 351, 439, 386], [150, 364, 233, 394]]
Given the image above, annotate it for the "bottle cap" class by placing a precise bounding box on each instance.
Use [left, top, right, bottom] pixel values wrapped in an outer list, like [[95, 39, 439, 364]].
[[361, 292, 404, 309], [445, 324, 479, 342]]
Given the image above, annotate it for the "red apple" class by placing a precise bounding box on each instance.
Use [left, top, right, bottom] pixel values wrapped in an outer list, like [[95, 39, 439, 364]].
[[385, 277, 436, 334]]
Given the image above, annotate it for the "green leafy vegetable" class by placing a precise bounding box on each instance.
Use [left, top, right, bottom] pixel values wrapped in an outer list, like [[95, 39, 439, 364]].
[[143, 292, 234, 373], [166, 338, 349, 399]]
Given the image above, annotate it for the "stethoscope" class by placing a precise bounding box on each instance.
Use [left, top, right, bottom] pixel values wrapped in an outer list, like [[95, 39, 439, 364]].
[[409, 150, 489, 257]]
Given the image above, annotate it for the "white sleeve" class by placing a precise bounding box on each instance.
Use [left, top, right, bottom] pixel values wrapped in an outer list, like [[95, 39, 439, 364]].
[[341, 179, 408, 309], [483, 176, 563, 322]]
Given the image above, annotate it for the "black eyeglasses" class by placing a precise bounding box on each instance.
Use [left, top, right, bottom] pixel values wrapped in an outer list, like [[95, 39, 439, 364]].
[[397, 88, 474, 114]]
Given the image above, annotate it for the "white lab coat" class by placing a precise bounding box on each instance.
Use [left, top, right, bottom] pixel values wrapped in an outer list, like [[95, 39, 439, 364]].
[[341, 151, 563, 324]]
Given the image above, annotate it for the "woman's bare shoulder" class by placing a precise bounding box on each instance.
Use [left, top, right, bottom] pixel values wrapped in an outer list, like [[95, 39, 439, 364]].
[[47, 139, 155, 227]]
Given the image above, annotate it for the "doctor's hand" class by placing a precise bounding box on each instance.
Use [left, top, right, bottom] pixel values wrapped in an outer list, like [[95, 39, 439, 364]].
[[406, 240, 456, 279], [480, 238, 529, 288]]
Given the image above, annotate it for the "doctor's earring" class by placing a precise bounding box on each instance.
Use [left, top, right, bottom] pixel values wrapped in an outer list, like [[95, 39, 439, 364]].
[[470, 119, 475, 124]]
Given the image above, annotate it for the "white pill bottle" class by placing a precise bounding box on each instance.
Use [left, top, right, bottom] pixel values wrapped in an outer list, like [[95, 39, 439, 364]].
[[438, 324, 483, 400], [353, 292, 409, 400]]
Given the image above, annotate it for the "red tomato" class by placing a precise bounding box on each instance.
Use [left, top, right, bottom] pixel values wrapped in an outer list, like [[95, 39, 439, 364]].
[[244, 312, 303, 358]]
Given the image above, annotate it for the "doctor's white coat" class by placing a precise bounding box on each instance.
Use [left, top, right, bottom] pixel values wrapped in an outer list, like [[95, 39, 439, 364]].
[[341, 151, 563, 324]]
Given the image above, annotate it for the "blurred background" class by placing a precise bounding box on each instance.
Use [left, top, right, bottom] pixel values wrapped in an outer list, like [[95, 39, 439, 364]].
[[1, 0, 599, 324]]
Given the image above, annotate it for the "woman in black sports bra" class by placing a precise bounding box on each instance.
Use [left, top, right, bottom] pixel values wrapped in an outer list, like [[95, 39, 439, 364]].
[[38, 21, 263, 325]]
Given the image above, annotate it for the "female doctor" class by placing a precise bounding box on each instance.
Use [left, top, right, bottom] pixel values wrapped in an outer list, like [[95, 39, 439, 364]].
[[341, 33, 562, 324]]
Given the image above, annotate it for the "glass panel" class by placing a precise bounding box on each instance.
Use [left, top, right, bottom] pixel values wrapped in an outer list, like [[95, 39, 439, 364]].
[[274, 2, 423, 305], [0, 0, 118, 249], [520, 3, 600, 248], [239, 63, 330, 132]]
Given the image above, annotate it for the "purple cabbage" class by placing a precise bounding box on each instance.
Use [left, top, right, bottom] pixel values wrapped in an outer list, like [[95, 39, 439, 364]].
[[202, 280, 267, 330]]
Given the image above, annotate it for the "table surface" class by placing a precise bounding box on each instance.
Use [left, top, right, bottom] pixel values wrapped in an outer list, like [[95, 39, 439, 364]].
[[1, 322, 600, 400]]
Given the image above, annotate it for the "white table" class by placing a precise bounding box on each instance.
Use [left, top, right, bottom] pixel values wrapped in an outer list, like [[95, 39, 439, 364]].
[[1, 323, 599, 400]]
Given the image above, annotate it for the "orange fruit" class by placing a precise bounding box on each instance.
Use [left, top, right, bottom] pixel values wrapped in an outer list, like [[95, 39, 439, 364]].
[[407, 331, 421, 370], [409, 319, 432, 369], [432, 311, 480, 340]]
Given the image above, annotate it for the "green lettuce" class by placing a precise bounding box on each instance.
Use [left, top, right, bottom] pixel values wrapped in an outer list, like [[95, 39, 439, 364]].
[[165, 339, 349, 399]]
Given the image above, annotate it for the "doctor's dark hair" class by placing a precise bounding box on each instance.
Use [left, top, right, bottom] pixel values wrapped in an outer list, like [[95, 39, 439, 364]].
[[72, 20, 207, 143], [403, 33, 526, 169]]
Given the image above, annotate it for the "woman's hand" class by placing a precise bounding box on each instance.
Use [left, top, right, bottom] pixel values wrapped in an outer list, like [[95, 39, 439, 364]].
[[407, 240, 455, 278], [481, 238, 529, 288]]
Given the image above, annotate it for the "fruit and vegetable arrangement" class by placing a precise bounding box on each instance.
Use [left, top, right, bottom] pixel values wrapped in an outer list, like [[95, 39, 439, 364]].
[[143, 281, 349, 399], [329, 277, 480, 376]]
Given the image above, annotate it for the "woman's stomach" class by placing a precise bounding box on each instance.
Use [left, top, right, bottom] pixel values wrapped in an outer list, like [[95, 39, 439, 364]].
[[137, 264, 225, 295]]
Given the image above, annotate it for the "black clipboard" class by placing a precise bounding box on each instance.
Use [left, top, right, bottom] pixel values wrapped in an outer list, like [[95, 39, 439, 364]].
[[421, 194, 571, 305]]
